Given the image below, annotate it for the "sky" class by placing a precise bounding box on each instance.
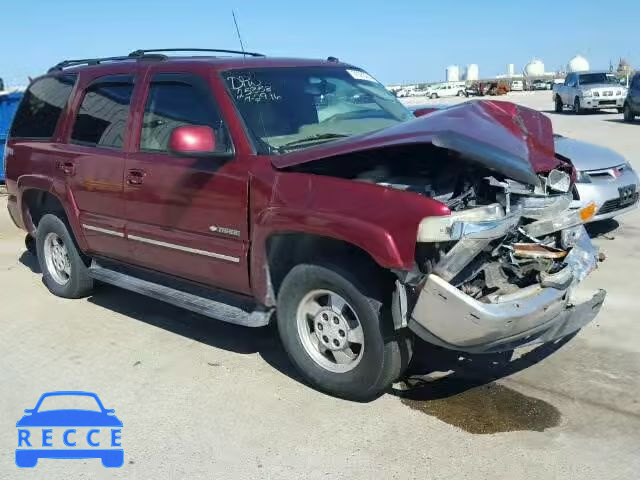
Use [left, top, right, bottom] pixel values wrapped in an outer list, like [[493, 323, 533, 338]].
[[1, 0, 638, 87]]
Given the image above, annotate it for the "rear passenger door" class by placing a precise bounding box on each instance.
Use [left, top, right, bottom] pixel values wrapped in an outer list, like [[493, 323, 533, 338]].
[[124, 72, 250, 294], [60, 74, 135, 261]]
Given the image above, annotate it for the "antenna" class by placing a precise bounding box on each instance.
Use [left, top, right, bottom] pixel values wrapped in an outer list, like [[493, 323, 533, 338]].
[[232, 10, 246, 57]]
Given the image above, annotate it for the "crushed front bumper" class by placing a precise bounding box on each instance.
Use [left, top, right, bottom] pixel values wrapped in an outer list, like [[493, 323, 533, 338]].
[[409, 225, 606, 353]]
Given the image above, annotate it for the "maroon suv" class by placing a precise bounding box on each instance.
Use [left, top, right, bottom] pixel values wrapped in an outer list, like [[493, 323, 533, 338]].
[[4, 49, 605, 400]]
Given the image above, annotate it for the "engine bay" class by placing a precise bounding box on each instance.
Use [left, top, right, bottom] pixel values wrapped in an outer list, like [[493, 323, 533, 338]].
[[287, 143, 589, 303]]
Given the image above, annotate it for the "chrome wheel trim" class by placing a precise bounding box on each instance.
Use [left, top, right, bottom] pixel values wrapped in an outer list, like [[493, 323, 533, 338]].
[[296, 289, 365, 373], [43, 232, 71, 286]]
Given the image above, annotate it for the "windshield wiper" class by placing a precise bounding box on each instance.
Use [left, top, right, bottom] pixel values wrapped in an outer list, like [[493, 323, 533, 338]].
[[277, 133, 349, 151]]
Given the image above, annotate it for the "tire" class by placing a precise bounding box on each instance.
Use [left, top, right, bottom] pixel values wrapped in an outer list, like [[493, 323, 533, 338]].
[[554, 95, 563, 113], [573, 97, 582, 114], [277, 263, 413, 401], [617, 107, 624, 114], [430, 93, 437, 99], [36, 214, 94, 298], [623, 103, 635, 122], [25, 234, 36, 256], [457, 90, 464, 97]]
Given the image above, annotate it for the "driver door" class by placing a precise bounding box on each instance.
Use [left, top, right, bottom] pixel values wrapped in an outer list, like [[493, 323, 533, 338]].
[[124, 71, 250, 294]]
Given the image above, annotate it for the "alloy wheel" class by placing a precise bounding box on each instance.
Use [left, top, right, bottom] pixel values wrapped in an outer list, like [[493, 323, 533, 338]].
[[296, 289, 365, 373], [43, 232, 71, 285]]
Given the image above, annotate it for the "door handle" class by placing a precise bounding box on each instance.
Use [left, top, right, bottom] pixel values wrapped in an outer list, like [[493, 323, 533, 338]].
[[56, 161, 76, 176], [126, 169, 147, 185]]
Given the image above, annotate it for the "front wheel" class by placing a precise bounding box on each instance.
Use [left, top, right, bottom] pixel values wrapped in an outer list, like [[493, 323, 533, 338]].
[[574, 97, 582, 114], [430, 93, 438, 99], [277, 263, 413, 401], [623, 103, 635, 122], [554, 95, 563, 113]]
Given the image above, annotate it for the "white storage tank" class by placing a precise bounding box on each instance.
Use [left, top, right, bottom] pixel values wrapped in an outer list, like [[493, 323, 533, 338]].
[[568, 55, 590, 73], [524, 59, 545, 77], [446, 65, 460, 82], [507, 63, 515, 77], [465, 64, 479, 81]]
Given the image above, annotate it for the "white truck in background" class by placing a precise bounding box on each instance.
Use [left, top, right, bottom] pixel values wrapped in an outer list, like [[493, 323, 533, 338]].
[[553, 71, 627, 114]]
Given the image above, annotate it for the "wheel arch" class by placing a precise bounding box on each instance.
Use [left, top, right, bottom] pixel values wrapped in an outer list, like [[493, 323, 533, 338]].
[[19, 185, 88, 252], [251, 217, 407, 307]]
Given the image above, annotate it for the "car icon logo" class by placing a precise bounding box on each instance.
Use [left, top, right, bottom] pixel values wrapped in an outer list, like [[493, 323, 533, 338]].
[[16, 391, 123, 468]]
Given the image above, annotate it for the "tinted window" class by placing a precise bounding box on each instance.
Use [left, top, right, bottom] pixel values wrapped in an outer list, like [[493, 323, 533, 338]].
[[140, 74, 229, 153], [71, 76, 134, 148], [10, 75, 76, 139], [578, 73, 617, 85]]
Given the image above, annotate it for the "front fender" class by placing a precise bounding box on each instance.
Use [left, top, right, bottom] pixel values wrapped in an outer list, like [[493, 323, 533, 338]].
[[249, 171, 450, 304]]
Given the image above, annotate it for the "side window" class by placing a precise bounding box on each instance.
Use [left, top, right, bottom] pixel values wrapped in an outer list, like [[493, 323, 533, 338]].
[[140, 73, 230, 153], [10, 75, 76, 139], [71, 75, 134, 149]]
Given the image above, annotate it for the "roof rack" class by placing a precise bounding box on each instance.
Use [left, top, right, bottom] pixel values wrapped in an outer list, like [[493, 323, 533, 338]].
[[127, 48, 265, 58], [47, 53, 166, 73], [48, 48, 266, 73]]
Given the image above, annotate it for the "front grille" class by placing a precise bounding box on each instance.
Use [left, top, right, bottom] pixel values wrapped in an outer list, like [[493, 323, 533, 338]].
[[598, 193, 639, 214], [599, 100, 616, 106]]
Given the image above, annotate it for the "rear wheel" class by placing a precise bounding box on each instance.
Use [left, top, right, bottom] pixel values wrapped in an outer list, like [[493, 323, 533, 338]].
[[623, 103, 635, 122], [277, 263, 413, 401], [36, 214, 94, 298], [430, 93, 438, 99], [554, 95, 563, 113]]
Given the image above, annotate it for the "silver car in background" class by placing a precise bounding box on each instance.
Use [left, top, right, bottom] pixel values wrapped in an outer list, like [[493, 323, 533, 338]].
[[555, 135, 639, 221]]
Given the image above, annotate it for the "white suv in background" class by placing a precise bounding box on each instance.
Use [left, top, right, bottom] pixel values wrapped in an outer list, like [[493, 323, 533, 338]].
[[429, 82, 466, 98]]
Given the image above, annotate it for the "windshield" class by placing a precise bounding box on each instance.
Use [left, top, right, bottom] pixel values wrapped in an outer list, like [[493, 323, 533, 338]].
[[223, 66, 412, 153], [37, 394, 102, 412], [579, 73, 618, 85]]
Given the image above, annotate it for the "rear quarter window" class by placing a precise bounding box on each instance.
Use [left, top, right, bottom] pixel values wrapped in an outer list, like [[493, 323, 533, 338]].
[[10, 75, 76, 140]]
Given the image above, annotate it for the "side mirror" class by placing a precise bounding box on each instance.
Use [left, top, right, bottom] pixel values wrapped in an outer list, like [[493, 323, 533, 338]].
[[24, 409, 34, 414], [104, 409, 115, 414], [168, 125, 223, 157]]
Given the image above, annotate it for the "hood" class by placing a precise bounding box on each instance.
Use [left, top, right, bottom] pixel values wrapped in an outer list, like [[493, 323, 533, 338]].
[[272, 100, 561, 187], [581, 83, 623, 90], [16, 409, 123, 427], [554, 135, 627, 171]]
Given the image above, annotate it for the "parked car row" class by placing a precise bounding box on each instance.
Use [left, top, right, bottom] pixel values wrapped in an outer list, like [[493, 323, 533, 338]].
[[551, 70, 640, 123]]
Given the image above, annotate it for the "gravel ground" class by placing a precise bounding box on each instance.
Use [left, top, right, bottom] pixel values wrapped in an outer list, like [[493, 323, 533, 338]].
[[1, 91, 639, 479]]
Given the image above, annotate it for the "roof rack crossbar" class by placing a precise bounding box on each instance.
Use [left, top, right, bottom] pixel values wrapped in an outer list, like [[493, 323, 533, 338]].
[[128, 48, 265, 58]]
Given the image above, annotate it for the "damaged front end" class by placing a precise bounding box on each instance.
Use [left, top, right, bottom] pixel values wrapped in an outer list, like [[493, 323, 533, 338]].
[[408, 170, 606, 353], [274, 100, 606, 353]]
